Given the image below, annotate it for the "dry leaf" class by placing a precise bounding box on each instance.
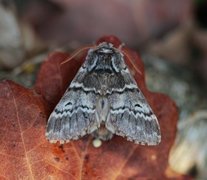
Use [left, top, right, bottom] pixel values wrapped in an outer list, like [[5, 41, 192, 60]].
[[0, 36, 191, 179]]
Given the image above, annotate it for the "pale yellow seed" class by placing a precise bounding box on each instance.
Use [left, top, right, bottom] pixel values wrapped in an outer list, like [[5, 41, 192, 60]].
[[92, 139, 102, 148]]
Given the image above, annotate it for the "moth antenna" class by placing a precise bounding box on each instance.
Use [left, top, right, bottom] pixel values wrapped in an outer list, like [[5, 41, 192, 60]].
[[118, 43, 125, 50], [60, 45, 95, 66], [121, 49, 142, 76]]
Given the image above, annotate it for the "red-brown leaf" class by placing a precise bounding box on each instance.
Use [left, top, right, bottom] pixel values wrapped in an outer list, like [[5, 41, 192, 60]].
[[0, 36, 190, 179]]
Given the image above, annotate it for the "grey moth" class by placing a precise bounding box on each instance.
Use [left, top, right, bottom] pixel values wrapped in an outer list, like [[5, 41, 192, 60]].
[[46, 42, 161, 145]]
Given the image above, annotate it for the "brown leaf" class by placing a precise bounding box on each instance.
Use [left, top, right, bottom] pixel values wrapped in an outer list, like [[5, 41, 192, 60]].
[[0, 36, 191, 179]]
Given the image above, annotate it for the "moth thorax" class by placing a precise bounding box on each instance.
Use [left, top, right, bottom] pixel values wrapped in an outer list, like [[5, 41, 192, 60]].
[[98, 74, 108, 93], [96, 97, 110, 123], [94, 53, 114, 71]]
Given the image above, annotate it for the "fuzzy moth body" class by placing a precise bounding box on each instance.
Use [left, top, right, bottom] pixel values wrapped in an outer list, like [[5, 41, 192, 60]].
[[46, 42, 161, 145]]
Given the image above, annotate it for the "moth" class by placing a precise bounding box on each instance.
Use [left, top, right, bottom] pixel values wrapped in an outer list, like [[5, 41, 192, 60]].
[[46, 42, 161, 145]]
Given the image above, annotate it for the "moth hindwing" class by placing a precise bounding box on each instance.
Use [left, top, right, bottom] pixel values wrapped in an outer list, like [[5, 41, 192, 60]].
[[46, 42, 161, 145]]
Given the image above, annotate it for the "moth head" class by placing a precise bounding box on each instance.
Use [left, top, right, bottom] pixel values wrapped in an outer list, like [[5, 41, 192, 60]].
[[85, 42, 126, 72]]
